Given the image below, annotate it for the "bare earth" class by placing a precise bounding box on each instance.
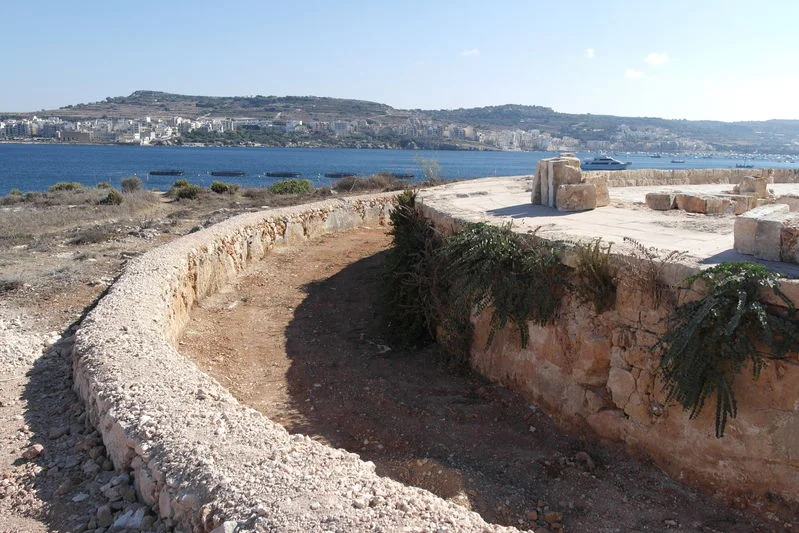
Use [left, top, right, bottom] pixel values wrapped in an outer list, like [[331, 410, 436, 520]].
[[0, 186, 789, 532], [181, 226, 776, 533]]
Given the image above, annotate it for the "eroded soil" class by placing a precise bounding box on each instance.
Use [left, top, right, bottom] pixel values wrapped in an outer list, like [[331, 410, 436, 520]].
[[181, 226, 777, 533]]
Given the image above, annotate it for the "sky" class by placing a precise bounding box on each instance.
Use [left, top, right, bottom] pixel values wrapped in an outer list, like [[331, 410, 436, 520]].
[[3, 0, 799, 122]]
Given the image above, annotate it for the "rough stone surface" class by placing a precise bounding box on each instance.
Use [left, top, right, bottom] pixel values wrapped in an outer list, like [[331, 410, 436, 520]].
[[777, 194, 799, 211], [737, 175, 771, 197], [72, 194, 519, 533], [419, 187, 799, 513], [734, 204, 792, 259], [675, 193, 708, 213], [644, 192, 676, 211], [556, 184, 597, 211], [781, 218, 799, 264]]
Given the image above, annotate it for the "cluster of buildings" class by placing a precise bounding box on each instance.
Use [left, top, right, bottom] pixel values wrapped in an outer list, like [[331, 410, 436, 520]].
[[0, 114, 714, 153]]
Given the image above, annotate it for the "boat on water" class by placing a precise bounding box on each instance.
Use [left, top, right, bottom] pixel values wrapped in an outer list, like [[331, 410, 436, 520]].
[[671, 159, 686, 164], [650, 154, 662, 158], [580, 156, 631, 171], [210, 170, 246, 177], [149, 169, 184, 176], [265, 171, 301, 178], [324, 172, 357, 178], [736, 164, 754, 169]]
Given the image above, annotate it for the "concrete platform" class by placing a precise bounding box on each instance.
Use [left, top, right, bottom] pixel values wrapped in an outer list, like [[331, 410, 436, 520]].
[[418, 177, 799, 278]]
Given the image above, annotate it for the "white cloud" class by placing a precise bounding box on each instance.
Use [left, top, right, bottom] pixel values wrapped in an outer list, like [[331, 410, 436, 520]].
[[625, 69, 645, 79], [645, 52, 669, 66], [460, 48, 480, 57], [585, 48, 595, 59]]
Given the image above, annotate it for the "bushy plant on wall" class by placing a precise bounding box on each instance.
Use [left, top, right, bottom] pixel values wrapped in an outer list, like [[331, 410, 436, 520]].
[[572, 238, 617, 313], [439, 223, 568, 350], [657, 262, 799, 437], [383, 190, 445, 347]]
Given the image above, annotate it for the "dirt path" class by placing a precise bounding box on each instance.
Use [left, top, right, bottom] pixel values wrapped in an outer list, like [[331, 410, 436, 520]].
[[181, 226, 775, 533]]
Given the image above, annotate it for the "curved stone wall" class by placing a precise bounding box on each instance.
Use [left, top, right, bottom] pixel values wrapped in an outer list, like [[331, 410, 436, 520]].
[[418, 197, 799, 514], [72, 194, 520, 533]]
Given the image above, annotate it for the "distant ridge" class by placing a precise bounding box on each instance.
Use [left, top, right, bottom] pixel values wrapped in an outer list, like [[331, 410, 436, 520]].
[[5, 90, 799, 152]]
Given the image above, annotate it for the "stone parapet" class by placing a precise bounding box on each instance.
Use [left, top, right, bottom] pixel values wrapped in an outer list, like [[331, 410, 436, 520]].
[[587, 167, 799, 187], [72, 194, 520, 533], [418, 196, 799, 515]]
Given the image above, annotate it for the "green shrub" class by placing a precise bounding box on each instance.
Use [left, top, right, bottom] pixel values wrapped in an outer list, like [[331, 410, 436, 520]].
[[210, 181, 240, 194], [383, 190, 444, 348], [440, 223, 567, 350], [99, 189, 124, 205], [9, 188, 22, 195], [49, 182, 83, 192], [573, 238, 617, 313], [333, 173, 400, 192], [267, 179, 313, 195], [120, 176, 142, 192], [96, 182, 111, 189], [172, 178, 190, 188], [658, 262, 799, 437], [174, 183, 202, 200]]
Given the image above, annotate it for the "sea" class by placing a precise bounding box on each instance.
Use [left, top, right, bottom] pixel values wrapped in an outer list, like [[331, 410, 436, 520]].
[[1, 143, 798, 197]]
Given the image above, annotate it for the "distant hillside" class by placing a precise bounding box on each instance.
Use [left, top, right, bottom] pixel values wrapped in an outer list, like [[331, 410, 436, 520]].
[[426, 104, 799, 152], [43, 90, 408, 123], [8, 90, 799, 153]]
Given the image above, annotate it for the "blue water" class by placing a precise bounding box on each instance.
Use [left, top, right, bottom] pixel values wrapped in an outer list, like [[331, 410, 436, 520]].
[[1, 144, 797, 196]]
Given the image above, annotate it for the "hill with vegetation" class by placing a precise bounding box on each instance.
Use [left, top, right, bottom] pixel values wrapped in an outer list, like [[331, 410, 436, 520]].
[[8, 90, 799, 152]]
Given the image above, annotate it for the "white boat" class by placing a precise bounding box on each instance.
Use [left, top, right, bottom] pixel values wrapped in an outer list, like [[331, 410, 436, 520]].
[[580, 156, 631, 171]]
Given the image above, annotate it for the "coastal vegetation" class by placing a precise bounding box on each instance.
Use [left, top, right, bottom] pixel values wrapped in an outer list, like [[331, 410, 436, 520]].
[[658, 262, 799, 437]]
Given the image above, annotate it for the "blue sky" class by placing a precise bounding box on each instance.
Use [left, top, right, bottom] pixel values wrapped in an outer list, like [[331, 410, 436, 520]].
[[4, 0, 799, 121]]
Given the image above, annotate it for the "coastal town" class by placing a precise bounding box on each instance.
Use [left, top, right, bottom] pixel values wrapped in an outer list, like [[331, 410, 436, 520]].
[[0, 113, 723, 153]]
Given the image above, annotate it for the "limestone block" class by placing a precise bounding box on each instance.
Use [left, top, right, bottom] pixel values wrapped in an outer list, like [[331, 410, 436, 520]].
[[738, 175, 771, 198], [781, 218, 799, 264], [734, 204, 790, 258], [645, 192, 676, 211], [704, 197, 729, 215], [675, 193, 707, 213], [584, 175, 610, 207], [777, 195, 799, 212], [607, 367, 636, 411], [571, 335, 611, 386], [531, 160, 547, 204], [556, 184, 596, 211]]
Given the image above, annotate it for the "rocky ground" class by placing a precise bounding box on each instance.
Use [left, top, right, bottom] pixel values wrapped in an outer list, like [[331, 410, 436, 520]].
[[0, 184, 793, 532]]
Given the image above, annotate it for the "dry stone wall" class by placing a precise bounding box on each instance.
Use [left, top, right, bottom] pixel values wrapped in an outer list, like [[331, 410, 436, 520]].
[[419, 200, 799, 513], [587, 167, 799, 187], [72, 194, 521, 533]]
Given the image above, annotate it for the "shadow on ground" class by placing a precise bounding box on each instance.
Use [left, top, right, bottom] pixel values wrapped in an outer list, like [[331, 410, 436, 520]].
[[280, 250, 770, 532]]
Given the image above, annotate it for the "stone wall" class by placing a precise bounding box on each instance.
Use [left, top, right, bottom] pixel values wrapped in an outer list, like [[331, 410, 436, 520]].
[[588, 167, 799, 187], [419, 201, 799, 513], [72, 194, 520, 533]]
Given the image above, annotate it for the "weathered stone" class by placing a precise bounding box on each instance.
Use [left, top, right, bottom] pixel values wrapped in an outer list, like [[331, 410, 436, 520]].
[[96, 505, 113, 528], [738, 175, 771, 197], [675, 193, 707, 213], [21, 444, 43, 460], [734, 204, 790, 256], [704, 196, 729, 215], [780, 218, 799, 264], [645, 192, 676, 211], [607, 367, 636, 412], [754, 215, 788, 261], [556, 184, 596, 211], [777, 194, 799, 211]]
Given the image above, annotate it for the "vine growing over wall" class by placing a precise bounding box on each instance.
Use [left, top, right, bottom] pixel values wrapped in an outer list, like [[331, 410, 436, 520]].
[[658, 262, 799, 437]]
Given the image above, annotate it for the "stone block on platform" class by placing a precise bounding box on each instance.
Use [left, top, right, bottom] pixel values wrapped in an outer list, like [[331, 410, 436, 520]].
[[675, 193, 708, 213], [645, 192, 676, 211], [781, 219, 799, 264], [556, 183, 597, 211], [734, 204, 791, 258]]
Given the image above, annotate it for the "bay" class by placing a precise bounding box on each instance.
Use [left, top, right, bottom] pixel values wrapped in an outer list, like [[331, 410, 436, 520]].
[[1, 144, 797, 196]]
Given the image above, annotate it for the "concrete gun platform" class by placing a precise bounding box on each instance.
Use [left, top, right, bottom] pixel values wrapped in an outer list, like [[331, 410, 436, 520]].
[[418, 177, 799, 278]]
